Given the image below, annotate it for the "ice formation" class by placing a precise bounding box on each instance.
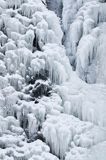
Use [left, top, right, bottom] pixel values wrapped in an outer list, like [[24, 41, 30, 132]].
[[42, 114, 106, 159], [0, 0, 106, 159], [62, 0, 106, 83], [65, 141, 106, 160]]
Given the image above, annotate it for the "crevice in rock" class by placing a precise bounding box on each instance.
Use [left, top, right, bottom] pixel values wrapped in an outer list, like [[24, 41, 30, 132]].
[[33, 33, 42, 52]]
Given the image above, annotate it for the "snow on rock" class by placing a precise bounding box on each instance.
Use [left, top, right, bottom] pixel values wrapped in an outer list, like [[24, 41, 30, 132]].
[[0, 0, 63, 52], [0, 115, 22, 136], [27, 113, 38, 139], [0, 0, 63, 84], [65, 141, 106, 160], [42, 114, 106, 159], [34, 10, 63, 48], [0, 133, 59, 160], [20, 0, 46, 18], [0, 32, 7, 46], [30, 58, 45, 75], [0, 60, 6, 76], [5, 48, 32, 78], [11, 90, 62, 136], [5, 40, 17, 52], [4, 17, 26, 36], [24, 29, 35, 50], [21, 43, 72, 85], [0, 0, 106, 160], [0, 92, 5, 115], [2, 86, 19, 116], [62, 0, 105, 32], [4, 42, 72, 86], [55, 74, 106, 127], [7, 73, 24, 90], [0, 76, 8, 89], [75, 2, 106, 84], [0, 0, 7, 9], [41, 44, 72, 84], [6, 0, 27, 9], [15, 13, 31, 27], [0, 52, 4, 60]]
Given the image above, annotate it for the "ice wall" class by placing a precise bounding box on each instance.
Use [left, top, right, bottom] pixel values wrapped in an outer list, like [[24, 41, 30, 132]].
[[62, 0, 106, 84], [0, 0, 106, 160], [42, 114, 106, 159]]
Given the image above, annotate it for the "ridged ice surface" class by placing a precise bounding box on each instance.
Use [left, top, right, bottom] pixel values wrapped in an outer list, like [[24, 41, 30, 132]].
[[0, 0, 106, 160]]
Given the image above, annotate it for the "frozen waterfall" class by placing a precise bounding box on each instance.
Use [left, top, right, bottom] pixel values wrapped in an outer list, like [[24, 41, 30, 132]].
[[0, 0, 106, 160]]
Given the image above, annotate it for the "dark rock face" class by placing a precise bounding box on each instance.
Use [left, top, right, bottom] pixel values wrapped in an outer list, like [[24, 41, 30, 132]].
[[30, 81, 52, 98], [20, 114, 28, 130], [27, 131, 45, 143], [24, 69, 52, 103], [0, 143, 6, 149], [36, 131, 45, 142], [33, 34, 41, 51], [29, 69, 49, 84], [46, 0, 63, 18]]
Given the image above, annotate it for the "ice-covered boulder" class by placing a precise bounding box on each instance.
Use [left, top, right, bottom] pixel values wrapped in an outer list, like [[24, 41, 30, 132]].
[[7, 73, 24, 90], [55, 74, 106, 127], [6, 0, 27, 9], [4, 17, 26, 37], [0, 76, 8, 89], [20, 1, 46, 18], [2, 86, 18, 116], [0, 137, 59, 160], [42, 114, 106, 159], [35, 44, 72, 84], [65, 141, 106, 160], [0, 60, 6, 76], [0, 0, 106, 160]]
